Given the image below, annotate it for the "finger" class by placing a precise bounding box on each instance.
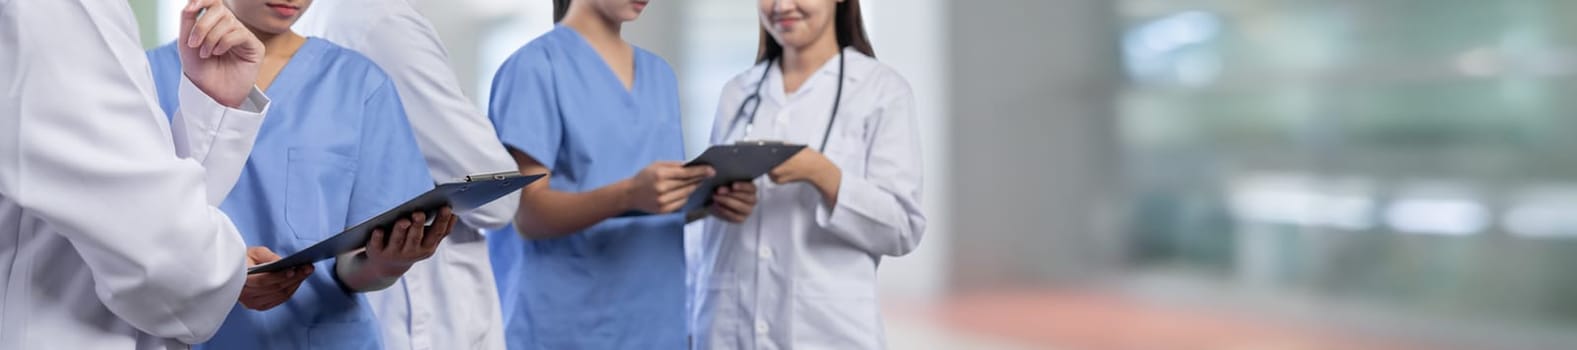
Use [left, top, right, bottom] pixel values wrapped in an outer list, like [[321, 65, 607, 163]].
[[656, 174, 703, 193], [180, 0, 221, 47], [281, 272, 312, 293], [199, 20, 235, 58], [734, 182, 758, 193], [246, 274, 295, 290], [403, 213, 426, 255], [386, 219, 411, 253], [660, 200, 687, 214], [421, 209, 454, 248], [658, 182, 700, 206], [444, 212, 457, 238], [278, 280, 307, 304], [247, 246, 282, 263], [727, 188, 757, 204], [714, 197, 752, 222], [245, 274, 265, 287], [252, 268, 295, 286], [185, 0, 220, 13], [665, 175, 708, 191], [675, 166, 714, 180], [436, 209, 458, 243], [188, 5, 228, 49], [254, 275, 304, 296], [368, 229, 387, 255], [257, 272, 309, 295], [712, 204, 746, 223], [713, 194, 751, 214], [211, 25, 245, 57]]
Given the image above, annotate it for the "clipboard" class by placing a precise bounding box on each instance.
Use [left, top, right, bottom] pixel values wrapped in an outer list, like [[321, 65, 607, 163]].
[[248, 171, 543, 274], [681, 141, 805, 212], [619, 141, 806, 217]]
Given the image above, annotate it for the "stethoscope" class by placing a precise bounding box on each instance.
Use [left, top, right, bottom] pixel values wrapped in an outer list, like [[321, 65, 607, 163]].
[[730, 52, 845, 151]]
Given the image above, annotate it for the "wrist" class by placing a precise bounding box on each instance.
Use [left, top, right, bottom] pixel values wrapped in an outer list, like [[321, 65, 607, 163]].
[[183, 73, 246, 108], [615, 178, 636, 211], [335, 253, 402, 292], [370, 260, 413, 278], [814, 162, 840, 189], [363, 255, 413, 276], [814, 164, 842, 204]]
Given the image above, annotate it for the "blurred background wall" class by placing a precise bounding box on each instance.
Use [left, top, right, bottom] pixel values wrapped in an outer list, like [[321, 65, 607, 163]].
[[130, 0, 1577, 348]]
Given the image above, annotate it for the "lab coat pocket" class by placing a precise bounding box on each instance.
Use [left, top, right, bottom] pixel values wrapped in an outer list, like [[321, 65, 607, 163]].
[[695, 285, 745, 349], [825, 120, 868, 177], [286, 149, 357, 241], [793, 295, 882, 349]]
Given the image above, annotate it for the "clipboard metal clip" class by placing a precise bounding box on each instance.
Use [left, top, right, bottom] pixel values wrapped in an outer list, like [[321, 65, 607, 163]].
[[461, 171, 525, 183]]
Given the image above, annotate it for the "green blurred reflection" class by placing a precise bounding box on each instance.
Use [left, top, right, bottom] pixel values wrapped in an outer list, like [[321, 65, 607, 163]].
[[1122, 0, 1577, 329]]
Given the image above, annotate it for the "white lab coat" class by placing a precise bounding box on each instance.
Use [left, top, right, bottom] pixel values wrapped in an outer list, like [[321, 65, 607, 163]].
[[0, 1, 271, 349], [294, 1, 516, 349], [694, 48, 927, 349]]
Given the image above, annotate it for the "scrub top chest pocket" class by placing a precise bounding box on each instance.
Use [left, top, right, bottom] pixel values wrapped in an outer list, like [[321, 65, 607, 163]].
[[286, 148, 358, 241]]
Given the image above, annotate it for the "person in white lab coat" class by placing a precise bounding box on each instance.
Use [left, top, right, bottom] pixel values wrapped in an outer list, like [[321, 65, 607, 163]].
[[290, 1, 520, 349], [692, 0, 926, 348], [0, 0, 281, 349]]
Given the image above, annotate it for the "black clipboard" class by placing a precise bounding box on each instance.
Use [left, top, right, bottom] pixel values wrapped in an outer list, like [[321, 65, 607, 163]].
[[681, 141, 805, 212], [248, 172, 543, 274], [619, 141, 806, 217]]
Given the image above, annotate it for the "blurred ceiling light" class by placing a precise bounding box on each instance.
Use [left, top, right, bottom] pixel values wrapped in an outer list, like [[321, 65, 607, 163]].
[[1383, 185, 1489, 236], [1503, 186, 1577, 238], [1229, 173, 1376, 230], [1123, 10, 1223, 82], [1137, 11, 1221, 53], [1455, 47, 1502, 78]]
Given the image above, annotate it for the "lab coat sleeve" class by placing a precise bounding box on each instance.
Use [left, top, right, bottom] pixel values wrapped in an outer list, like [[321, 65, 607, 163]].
[[170, 75, 269, 205], [813, 79, 928, 257], [0, 0, 259, 344], [349, 13, 518, 230]]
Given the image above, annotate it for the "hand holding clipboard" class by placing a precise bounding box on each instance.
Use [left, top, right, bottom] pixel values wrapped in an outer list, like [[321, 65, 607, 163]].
[[619, 141, 806, 219], [248, 172, 543, 274]]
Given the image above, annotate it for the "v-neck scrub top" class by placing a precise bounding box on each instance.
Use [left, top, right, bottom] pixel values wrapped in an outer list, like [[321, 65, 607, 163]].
[[147, 37, 435, 350], [486, 25, 688, 350]]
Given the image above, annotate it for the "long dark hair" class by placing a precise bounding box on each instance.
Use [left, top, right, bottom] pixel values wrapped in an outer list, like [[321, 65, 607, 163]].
[[554, 0, 572, 22], [757, 0, 876, 63]]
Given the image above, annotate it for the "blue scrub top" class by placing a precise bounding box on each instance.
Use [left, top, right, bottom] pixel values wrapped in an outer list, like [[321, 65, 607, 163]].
[[148, 38, 434, 350], [486, 25, 688, 350]]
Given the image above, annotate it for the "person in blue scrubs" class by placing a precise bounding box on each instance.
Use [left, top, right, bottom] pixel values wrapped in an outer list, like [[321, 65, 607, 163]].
[[486, 0, 757, 348], [146, 0, 457, 349]]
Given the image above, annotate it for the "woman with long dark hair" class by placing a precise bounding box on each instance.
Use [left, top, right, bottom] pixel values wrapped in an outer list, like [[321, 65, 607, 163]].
[[693, 0, 927, 348]]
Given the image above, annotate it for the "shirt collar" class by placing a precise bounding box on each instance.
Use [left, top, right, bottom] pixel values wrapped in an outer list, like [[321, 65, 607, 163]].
[[741, 47, 870, 100]]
